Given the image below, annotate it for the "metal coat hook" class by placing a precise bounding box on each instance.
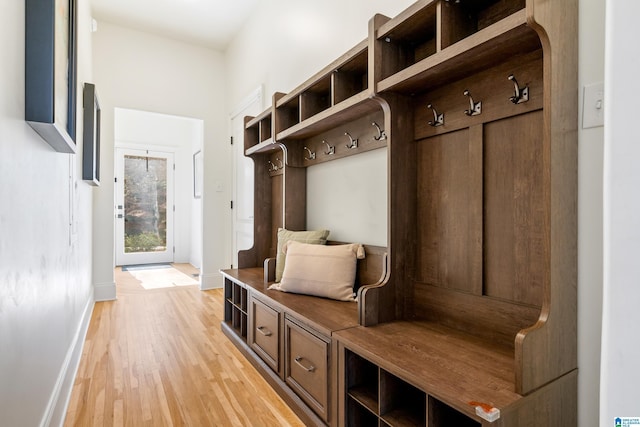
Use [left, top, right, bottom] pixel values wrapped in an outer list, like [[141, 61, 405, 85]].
[[322, 140, 335, 155], [267, 160, 277, 172], [463, 90, 482, 116], [372, 122, 387, 141], [427, 104, 444, 127], [303, 146, 316, 161], [508, 74, 529, 104], [345, 132, 358, 149]]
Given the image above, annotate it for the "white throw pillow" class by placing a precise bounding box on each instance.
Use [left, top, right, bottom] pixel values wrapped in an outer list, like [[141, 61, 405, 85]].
[[270, 241, 364, 301]]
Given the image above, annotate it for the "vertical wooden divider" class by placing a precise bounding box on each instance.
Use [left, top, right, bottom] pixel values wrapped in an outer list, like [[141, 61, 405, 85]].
[[468, 124, 484, 296]]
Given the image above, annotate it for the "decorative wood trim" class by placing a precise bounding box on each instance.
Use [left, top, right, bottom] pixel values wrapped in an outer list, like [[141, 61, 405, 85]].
[[512, 0, 579, 395]]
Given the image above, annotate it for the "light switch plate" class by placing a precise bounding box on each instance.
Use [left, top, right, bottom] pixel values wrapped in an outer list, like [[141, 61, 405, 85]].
[[582, 82, 604, 129]]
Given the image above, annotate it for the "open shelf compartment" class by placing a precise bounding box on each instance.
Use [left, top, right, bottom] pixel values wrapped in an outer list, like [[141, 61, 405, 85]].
[[275, 39, 370, 140], [333, 48, 368, 104], [380, 369, 426, 427], [346, 350, 379, 415], [440, 0, 526, 48], [300, 76, 332, 121], [429, 397, 480, 427], [380, 13, 538, 93], [224, 278, 248, 340], [376, 0, 438, 81], [245, 107, 275, 154]]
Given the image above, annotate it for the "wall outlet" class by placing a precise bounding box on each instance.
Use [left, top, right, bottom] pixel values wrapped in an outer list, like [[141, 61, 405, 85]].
[[582, 82, 604, 129]]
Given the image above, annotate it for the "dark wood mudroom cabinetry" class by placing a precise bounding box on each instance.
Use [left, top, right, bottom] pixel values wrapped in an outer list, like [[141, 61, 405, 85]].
[[222, 0, 577, 425]]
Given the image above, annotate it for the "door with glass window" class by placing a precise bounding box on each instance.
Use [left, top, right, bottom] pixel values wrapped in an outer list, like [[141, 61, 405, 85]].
[[115, 148, 174, 266]]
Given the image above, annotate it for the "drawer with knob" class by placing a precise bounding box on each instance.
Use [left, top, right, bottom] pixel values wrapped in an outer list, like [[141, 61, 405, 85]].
[[249, 296, 281, 374], [284, 316, 330, 423]]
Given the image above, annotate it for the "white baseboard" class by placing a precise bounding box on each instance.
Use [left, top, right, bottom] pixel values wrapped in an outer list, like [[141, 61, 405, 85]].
[[94, 281, 116, 301], [40, 296, 94, 427], [200, 271, 222, 290]]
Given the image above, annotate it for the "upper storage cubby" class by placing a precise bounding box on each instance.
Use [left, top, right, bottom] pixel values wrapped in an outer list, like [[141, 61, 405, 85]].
[[275, 40, 380, 141], [333, 48, 368, 105], [374, 1, 438, 81], [300, 76, 332, 121], [374, 0, 539, 94], [244, 107, 277, 155], [440, 0, 526, 48]]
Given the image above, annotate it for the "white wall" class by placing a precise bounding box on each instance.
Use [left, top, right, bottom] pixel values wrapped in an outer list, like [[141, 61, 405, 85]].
[[0, 0, 95, 425], [226, 0, 606, 424], [307, 149, 387, 246], [191, 125, 204, 268], [113, 108, 203, 266], [578, 0, 606, 425], [92, 22, 227, 292], [600, 0, 640, 424]]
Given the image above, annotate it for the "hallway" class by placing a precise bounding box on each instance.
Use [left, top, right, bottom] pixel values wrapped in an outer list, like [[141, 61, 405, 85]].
[[64, 265, 303, 426]]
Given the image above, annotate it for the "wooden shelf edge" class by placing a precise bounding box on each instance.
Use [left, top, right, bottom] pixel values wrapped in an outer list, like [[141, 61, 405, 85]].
[[245, 108, 272, 129], [377, 10, 533, 93], [245, 138, 280, 156], [276, 92, 379, 140], [348, 388, 379, 414], [275, 39, 369, 108], [381, 409, 424, 427]]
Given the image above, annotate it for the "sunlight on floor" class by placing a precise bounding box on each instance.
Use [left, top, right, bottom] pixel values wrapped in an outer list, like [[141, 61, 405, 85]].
[[118, 263, 200, 290]]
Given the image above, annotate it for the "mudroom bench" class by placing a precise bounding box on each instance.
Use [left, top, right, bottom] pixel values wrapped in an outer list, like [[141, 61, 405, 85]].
[[220, 244, 387, 426], [222, 0, 578, 425]]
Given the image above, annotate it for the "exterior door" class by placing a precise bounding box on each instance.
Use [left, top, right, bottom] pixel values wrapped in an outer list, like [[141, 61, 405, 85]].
[[115, 148, 174, 266]]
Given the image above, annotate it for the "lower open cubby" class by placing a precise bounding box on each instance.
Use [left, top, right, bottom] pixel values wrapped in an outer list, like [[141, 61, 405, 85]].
[[344, 349, 479, 427], [224, 278, 248, 340]]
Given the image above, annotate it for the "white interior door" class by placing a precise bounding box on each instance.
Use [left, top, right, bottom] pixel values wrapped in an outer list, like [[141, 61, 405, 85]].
[[231, 94, 262, 268], [115, 148, 175, 266]]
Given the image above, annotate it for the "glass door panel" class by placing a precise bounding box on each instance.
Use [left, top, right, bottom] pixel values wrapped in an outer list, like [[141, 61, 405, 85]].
[[116, 149, 174, 266]]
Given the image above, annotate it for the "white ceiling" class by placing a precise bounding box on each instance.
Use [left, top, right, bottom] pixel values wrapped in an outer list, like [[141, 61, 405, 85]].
[[91, 0, 259, 50]]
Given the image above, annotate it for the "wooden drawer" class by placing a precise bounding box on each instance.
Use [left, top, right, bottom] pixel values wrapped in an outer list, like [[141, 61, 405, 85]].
[[285, 317, 330, 423], [249, 296, 281, 374]]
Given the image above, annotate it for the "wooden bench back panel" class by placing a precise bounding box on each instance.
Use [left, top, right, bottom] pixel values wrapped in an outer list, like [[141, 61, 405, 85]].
[[327, 241, 387, 289], [409, 52, 546, 349], [414, 283, 541, 349]]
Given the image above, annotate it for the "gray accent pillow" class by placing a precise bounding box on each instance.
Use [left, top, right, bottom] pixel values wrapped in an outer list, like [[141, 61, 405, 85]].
[[275, 228, 330, 282]]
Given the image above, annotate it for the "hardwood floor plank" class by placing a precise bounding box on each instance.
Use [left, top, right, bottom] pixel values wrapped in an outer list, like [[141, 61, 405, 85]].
[[65, 265, 303, 427]]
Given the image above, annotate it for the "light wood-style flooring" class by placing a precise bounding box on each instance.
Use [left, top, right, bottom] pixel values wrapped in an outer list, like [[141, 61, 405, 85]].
[[64, 264, 304, 426]]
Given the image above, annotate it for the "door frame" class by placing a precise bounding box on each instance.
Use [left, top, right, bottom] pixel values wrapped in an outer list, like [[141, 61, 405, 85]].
[[229, 86, 263, 268]]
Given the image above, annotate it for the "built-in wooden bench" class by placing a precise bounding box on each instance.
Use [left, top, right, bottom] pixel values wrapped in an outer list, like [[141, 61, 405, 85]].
[[335, 322, 577, 426], [221, 244, 387, 426], [223, 0, 577, 425]]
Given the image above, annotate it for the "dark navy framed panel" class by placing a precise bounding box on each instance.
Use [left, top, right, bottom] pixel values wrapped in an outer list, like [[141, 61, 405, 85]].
[[82, 83, 100, 186], [25, 0, 78, 153]]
